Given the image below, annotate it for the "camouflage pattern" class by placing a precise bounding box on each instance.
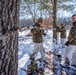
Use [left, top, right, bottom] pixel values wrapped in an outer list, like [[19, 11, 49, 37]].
[[68, 21, 76, 45], [56, 26, 61, 32], [53, 26, 60, 40], [60, 26, 66, 38], [31, 23, 45, 43], [53, 29, 57, 40]]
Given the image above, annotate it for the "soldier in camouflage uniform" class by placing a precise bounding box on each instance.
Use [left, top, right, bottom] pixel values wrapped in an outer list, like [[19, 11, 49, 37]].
[[60, 24, 66, 48], [64, 14, 76, 66], [31, 18, 47, 62], [53, 25, 60, 44]]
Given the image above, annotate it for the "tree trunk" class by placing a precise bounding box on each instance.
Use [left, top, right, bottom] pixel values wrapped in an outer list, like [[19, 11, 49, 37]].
[[52, 0, 57, 27], [52, 0, 57, 40], [0, 0, 20, 75]]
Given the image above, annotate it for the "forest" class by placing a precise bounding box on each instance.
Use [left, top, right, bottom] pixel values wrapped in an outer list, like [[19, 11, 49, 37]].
[[0, 0, 76, 75], [19, 0, 76, 28]]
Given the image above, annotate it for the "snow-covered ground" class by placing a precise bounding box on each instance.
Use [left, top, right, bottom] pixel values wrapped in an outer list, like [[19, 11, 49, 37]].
[[18, 29, 69, 75]]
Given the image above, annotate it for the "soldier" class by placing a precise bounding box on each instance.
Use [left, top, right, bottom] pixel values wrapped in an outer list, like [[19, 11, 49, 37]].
[[60, 24, 66, 48], [31, 18, 48, 64], [53, 25, 60, 44], [64, 14, 76, 66]]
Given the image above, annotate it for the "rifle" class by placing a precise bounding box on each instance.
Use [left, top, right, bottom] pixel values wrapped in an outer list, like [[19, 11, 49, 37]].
[[70, 37, 76, 43]]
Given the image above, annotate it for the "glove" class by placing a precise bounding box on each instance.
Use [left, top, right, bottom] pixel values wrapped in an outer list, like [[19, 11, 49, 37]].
[[65, 41, 70, 46]]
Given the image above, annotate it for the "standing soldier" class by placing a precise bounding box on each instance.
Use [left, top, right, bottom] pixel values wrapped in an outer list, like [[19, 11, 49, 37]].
[[64, 14, 76, 67], [53, 25, 60, 44], [31, 18, 48, 64], [60, 24, 66, 48]]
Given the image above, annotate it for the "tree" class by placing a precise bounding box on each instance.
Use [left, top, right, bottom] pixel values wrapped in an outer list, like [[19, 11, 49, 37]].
[[21, 0, 76, 28], [58, 0, 75, 13], [50, 0, 58, 40], [24, 0, 40, 23], [0, 0, 20, 75], [23, 0, 52, 21]]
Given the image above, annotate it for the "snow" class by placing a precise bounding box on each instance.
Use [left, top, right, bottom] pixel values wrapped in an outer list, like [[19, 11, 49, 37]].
[[18, 29, 69, 75]]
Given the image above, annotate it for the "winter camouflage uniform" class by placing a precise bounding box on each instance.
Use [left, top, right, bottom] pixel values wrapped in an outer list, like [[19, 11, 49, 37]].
[[58, 25, 66, 61], [53, 26, 60, 44], [31, 23, 46, 61], [60, 26, 66, 48], [53, 29, 57, 41], [68, 22, 76, 45], [60, 26, 66, 38], [64, 21, 76, 66], [56, 26, 61, 32], [31, 23, 45, 43], [53, 26, 60, 43]]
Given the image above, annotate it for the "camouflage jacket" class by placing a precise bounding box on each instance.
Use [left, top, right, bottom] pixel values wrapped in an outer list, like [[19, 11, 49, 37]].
[[53, 29, 57, 40], [53, 26, 61, 40], [60, 26, 66, 38], [68, 21, 76, 45], [56, 26, 61, 32], [31, 23, 45, 43]]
